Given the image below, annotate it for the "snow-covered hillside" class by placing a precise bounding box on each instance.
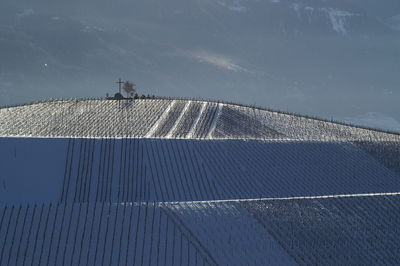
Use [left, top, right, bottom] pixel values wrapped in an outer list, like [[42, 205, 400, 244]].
[[1, 99, 400, 141], [2, 137, 399, 205], [1, 98, 400, 265]]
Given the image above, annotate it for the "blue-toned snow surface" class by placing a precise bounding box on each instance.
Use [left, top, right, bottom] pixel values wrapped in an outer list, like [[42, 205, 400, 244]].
[[1, 138, 400, 204], [243, 195, 400, 265], [1, 99, 400, 265]]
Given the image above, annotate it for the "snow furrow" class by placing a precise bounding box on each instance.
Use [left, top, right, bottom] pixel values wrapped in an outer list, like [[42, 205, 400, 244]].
[[186, 102, 207, 139], [145, 100, 176, 138], [206, 103, 223, 139], [165, 101, 192, 139], [165, 191, 400, 205]]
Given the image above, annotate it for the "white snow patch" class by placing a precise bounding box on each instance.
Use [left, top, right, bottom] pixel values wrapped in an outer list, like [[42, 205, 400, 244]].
[[320, 8, 354, 35], [217, 0, 249, 12], [173, 192, 400, 204], [17, 8, 34, 18], [229, 6, 248, 12], [304, 6, 315, 23], [292, 3, 301, 19]]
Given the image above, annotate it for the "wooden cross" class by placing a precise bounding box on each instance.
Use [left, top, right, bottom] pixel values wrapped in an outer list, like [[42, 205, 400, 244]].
[[116, 78, 124, 94]]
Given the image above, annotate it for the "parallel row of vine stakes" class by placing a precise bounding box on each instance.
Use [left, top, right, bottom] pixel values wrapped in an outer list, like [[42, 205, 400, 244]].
[[241, 195, 400, 265], [0, 203, 215, 266], [60, 137, 400, 204]]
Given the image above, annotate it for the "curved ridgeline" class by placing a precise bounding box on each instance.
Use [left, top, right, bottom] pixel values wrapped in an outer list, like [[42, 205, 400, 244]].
[[0, 98, 399, 140], [1, 98, 400, 175], [1, 98, 400, 265]]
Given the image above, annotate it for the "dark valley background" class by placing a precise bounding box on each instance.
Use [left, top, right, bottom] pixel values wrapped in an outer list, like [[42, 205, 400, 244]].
[[1, 0, 399, 130]]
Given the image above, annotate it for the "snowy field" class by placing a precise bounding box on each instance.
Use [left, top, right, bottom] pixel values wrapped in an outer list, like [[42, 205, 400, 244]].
[[1, 195, 400, 266], [242, 195, 400, 265], [1, 99, 400, 265], [1, 138, 399, 205]]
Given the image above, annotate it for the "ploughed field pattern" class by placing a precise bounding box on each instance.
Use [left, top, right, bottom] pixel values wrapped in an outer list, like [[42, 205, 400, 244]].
[[1, 99, 400, 265]]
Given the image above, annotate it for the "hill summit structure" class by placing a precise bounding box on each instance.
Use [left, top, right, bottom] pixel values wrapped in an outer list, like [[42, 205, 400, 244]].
[[1, 98, 400, 265]]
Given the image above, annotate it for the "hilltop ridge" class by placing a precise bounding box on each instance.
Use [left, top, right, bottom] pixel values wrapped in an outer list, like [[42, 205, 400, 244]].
[[1, 98, 399, 140]]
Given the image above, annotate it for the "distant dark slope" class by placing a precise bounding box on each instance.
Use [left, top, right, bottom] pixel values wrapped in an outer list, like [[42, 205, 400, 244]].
[[242, 195, 400, 265], [1, 0, 400, 121]]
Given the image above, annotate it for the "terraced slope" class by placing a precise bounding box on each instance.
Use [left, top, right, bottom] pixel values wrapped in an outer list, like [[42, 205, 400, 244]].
[[1, 98, 400, 265]]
